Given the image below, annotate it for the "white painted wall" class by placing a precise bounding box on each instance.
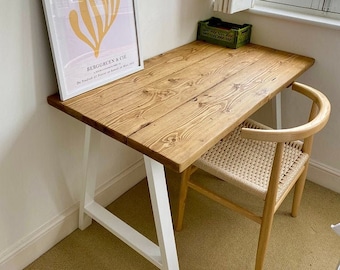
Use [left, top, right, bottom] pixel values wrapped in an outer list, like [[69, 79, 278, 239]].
[[1, 0, 339, 269], [0, 0, 212, 269]]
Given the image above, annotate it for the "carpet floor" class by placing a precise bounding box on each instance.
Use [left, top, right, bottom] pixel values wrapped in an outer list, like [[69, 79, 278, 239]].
[[26, 169, 340, 269]]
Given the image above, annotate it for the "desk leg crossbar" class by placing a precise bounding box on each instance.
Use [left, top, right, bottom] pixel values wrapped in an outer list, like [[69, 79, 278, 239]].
[[79, 126, 179, 270]]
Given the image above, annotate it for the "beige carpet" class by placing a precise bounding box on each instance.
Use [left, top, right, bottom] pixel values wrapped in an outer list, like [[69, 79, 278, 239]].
[[26, 169, 340, 270]]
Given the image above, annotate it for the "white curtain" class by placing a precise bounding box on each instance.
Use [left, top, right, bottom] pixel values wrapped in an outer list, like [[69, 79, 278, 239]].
[[213, 0, 228, 12]]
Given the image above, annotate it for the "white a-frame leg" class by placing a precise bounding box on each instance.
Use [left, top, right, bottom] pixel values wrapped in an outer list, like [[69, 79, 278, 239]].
[[79, 125, 179, 270]]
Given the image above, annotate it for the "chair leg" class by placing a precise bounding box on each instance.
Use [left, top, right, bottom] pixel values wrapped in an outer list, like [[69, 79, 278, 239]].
[[291, 167, 308, 217], [175, 166, 192, 231], [255, 142, 283, 270], [255, 200, 276, 270]]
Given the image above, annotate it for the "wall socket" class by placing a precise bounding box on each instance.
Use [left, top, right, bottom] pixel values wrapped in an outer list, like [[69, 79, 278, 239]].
[[331, 223, 340, 236]]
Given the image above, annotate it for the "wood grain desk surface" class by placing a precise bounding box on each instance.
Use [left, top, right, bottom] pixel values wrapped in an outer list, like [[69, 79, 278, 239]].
[[47, 41, 314, 173]]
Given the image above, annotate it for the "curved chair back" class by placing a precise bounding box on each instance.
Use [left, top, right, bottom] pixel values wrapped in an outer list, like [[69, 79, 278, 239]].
[[241, 82, 331, 143]]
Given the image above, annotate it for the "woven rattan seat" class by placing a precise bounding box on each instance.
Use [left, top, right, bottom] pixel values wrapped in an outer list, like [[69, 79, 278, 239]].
[[195, 119, 310, 202], [175, 82, 331, 270]]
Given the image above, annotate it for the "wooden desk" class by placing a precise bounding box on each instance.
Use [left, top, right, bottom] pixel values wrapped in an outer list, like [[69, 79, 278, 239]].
[[48, 41, 314, 269]]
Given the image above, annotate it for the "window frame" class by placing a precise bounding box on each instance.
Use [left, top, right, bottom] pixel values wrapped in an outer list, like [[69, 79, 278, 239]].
[[254, 0, 340, 19], [250, 0, 340, 30]]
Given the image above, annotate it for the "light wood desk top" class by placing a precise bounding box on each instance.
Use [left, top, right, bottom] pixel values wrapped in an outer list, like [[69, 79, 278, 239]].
[[48, 41, 314, 173]]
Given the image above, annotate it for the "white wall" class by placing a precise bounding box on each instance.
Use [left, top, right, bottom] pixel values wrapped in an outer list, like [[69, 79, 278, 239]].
[[0, 0, 212, 269], [1, 0, 339, 269]]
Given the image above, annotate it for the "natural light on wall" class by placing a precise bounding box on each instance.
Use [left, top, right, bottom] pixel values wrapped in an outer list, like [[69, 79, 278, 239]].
[[213, 0, 254, 14]]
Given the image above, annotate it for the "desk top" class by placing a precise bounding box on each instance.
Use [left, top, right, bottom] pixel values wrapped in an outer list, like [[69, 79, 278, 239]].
[[48, 41, 314, 173]]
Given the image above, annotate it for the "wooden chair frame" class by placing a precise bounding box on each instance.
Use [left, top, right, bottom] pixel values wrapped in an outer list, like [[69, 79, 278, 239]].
[[176, 82, 331, 270]]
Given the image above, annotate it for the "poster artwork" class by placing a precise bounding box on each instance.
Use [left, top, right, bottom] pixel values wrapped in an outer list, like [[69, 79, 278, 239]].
[[43, 0, 143, 100]]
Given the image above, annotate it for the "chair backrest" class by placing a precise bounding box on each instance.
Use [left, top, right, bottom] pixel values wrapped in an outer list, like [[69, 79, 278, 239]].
[[240, 82, 331, 144]]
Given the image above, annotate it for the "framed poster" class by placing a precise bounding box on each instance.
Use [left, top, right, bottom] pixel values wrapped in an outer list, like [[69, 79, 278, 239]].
[[42, 0, 143, 101]]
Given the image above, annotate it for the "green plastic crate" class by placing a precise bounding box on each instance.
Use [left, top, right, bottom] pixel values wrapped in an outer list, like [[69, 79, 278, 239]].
[[197, 17, 252, 49]]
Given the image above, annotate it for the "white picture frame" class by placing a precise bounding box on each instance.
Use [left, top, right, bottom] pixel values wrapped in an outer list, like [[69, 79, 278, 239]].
[[42, 0, 143, 101]]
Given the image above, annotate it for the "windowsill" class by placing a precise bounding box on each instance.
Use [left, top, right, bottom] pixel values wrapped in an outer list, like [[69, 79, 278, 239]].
[[248, 3, 340, 30]]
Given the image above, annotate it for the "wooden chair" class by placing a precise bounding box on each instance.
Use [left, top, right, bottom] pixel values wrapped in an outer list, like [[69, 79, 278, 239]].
[[175, 82, 331, 270]]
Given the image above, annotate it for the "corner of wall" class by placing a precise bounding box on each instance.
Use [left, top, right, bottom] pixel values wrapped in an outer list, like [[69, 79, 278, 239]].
[[0, 160, 146, 270]]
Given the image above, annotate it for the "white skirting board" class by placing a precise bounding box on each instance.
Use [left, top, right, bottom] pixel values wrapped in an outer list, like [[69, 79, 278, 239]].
[[0, 159, 339, 270], [308, 159, 340, 194], [0, 159, 146, 270]]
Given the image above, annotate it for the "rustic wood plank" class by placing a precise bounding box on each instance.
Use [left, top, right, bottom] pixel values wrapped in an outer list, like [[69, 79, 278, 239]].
[[127, 51, 314, 172], [49, 43, 265, 142], [57, 41, 224, 113], [47, 41, 314, 172], [91, 44, 266, 136], [48, 41, 227, 141]]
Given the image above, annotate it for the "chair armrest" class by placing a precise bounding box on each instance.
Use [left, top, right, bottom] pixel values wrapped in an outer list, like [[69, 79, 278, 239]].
[[240, 82, 331, 142]]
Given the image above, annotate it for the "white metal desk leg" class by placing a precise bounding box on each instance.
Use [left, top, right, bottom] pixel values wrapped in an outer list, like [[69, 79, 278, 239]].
[[144, 156, 180, 270], [79, 126, 101, 230], [272, 92, 282, 129]]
